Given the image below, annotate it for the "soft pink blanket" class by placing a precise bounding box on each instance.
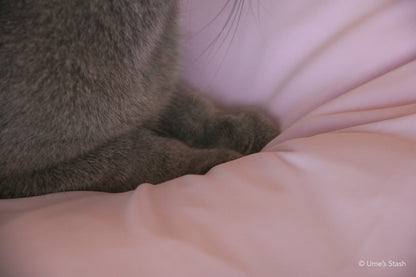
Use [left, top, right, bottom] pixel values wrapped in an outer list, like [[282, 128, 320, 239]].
[[1, 0, 415, 276]]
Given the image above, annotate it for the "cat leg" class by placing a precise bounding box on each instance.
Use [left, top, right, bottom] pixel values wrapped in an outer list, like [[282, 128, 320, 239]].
[[152, 82, 280, 155], [0, 129, 240, 198]]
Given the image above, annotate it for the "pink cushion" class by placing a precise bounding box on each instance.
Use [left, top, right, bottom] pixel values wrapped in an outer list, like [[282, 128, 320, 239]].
[[1, 0, 415, 276]]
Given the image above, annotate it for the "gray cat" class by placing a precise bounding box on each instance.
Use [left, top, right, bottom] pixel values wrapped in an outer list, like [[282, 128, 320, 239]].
[[0, 0, 279, 198]]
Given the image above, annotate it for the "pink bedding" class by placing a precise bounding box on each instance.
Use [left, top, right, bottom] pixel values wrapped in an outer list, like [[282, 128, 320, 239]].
[[1, 0, 415, 276]]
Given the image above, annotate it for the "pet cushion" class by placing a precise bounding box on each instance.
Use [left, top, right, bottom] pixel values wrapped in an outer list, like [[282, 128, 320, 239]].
[[1, 0, 415, 276]]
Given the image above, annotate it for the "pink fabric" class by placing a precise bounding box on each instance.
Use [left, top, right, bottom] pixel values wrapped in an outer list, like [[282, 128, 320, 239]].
[[1, 0, 415, 276]]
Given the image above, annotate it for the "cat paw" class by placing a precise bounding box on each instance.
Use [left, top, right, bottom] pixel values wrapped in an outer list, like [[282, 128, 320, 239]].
[[207, 108, 280, 154], [189, 148, 242, 174], [236, 108, 280, 154]]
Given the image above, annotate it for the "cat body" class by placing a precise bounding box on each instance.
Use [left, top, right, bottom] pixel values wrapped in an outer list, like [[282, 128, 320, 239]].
[[0, 0, 278, 198]]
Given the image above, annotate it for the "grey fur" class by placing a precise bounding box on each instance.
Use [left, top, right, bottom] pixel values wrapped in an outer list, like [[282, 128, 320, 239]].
[[0, 0, 279, 198]]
